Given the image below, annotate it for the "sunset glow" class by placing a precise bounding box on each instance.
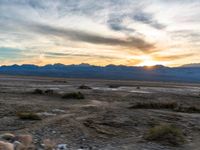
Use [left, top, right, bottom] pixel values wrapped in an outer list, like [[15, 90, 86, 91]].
[[0, 0, 199, 67]]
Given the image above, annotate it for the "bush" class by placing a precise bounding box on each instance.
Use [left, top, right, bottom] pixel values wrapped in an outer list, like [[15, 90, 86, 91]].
[[129, 102, 200, 114], [32, 89, 43, 95], [44, 89, 54, 95], [136, 86, 141, 89], [129, 102, 178, 109], [175, 106, 200, 113], [17, 112, 41, 120], [108, 84, 120, 88], [78, 85, 92, 89], [145, 124, 185, 146], [62, 92, 85, 99]]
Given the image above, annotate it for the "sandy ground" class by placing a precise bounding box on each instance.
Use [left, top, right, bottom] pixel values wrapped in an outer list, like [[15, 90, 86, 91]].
[[0, 75, 200, 150]]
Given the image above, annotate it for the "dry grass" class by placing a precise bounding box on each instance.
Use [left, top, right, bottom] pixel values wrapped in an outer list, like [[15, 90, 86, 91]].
[[78, 85, 92, 89], [16, 112, 41, 120], [129, 102, 200, 113], [62, 92, 85, 99], [175, 106, 200, 113], [32, 89, 43, 95], [145, 124, 185, 146], [129, 102, 178, 109], [108, 84, 120, 88]]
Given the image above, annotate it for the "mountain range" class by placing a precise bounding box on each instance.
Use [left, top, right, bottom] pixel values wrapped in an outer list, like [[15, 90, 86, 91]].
[[0, 63, 200, 83]]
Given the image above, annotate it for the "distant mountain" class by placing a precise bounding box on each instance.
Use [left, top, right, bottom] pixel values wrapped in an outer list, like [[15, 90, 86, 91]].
[[0, 64, 200, 83], [181, 63, 200, 68]]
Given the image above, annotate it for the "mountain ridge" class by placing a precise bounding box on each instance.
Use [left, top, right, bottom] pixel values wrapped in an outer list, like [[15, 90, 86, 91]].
[[181, 63, 200, 68], [0, 63, 200, 83]]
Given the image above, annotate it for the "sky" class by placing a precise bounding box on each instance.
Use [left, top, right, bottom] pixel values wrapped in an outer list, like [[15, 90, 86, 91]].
[[0, 0, 199, 67]]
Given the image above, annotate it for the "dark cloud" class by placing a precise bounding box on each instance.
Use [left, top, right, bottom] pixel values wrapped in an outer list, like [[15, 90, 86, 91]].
[[45, 52, 118, 59], [107, 14, 135, 32], [108, 21, 135, 32], [26, 23, 154, 52], [133, 11, 166, 29]]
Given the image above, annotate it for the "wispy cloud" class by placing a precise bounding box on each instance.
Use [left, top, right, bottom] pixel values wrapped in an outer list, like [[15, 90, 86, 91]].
[[28, 23, 155, 51], [132, 11, 166, 29], [45, 52, 120, 59], [0, 0, 199, 66]]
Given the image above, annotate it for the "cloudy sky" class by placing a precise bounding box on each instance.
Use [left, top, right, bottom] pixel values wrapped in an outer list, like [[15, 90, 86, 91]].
[[0, 0, 199, 66]]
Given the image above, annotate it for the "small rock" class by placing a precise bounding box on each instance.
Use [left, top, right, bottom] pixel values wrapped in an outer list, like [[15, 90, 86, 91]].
[[0, 133, 15, 142], [0, 141, 14, 150], [38, 112, 56, 116], [52, 109, 65, 113], [57, 144, 68, 150]]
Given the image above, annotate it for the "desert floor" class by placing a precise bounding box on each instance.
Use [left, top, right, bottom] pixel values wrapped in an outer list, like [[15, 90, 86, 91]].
[[0, 75, 200, 150]]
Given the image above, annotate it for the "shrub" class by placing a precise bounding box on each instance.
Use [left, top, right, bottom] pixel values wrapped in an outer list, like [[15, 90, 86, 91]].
[[129, 102, 178, 109], [108, 84, 120, 88], [44, 89, 54, 95], [136, 86, 141, 89], [175, 106, 200, 113], [145, 124, 185, 146], [17, 112, 41, 120], [62, 92, 84, 99], [52, 80, 67, 83], [32, 89, 43, 95], [0, 133, 15, 141], [78, 85, 92, 89], [129, 102, 200, 114]]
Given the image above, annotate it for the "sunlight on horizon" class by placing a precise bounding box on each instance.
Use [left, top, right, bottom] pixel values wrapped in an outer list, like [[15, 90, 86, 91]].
[[0, 0, 199, 67]]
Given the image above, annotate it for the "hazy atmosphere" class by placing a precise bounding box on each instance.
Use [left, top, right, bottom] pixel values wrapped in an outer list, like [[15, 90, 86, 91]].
[[0, 1, 200, 150], [0, 0, 200, 66]]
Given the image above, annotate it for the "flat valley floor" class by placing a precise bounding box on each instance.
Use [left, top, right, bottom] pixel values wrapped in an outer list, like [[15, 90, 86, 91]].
[[0, 75, 200, 150]]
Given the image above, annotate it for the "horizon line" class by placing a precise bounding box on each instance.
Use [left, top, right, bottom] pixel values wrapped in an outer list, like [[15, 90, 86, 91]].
[[0, 63, 196, 68]]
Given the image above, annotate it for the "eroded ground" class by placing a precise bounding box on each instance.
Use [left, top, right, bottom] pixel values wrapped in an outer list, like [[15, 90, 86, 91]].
[[0, 75, 200, 150]]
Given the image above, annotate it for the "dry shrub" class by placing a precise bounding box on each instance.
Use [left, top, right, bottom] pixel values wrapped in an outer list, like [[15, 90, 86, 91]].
[[145, 124, 185, 146], [32, 89, 43, 95], [130, 102, 178, 109], [17, 112, 41, 120], [78, 85, 92, 89], [62, 92, 84, 99]]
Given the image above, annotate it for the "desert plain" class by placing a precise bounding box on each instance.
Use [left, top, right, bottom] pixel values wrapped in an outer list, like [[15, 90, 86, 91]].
[[0, 75, 200, 150]]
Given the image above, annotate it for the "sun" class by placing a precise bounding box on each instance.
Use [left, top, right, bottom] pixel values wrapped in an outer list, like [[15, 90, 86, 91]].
[[138, 55, 165, 67]]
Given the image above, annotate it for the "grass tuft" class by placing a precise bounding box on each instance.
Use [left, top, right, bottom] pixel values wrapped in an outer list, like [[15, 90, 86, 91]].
[[130, 102, 178, 109], [17, 112, 41, 120], [62, 92, 85, 99], [78, 85, 92, 89], [32, 89, 43, 95], [108, 84, 120, 88], [145, 124, 185, 146], [175, 106, 200, 113], [44, 89, 54, 95], [129, 102, 200, 113]]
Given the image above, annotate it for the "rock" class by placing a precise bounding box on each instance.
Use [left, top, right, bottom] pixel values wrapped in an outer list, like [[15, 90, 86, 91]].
[[42, 139, 56, 150], [57, 144, 68, 150], [37, 112, 56, 116], [13, 141, 25, 150], [52, 109, 65, 113], [15, 134, 33, 147], [0, 133, 15, 142], [0, 141, 14, 150]]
